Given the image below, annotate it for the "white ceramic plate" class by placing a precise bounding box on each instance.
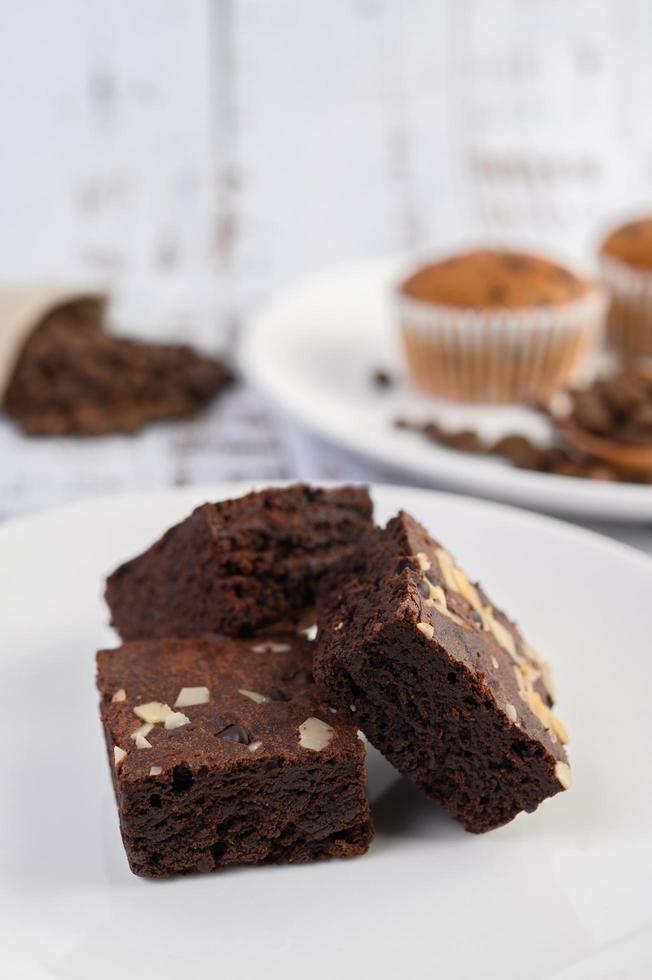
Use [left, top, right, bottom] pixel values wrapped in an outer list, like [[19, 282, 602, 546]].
[[1, 482, 651, 980], [242, 259, 652, 522]]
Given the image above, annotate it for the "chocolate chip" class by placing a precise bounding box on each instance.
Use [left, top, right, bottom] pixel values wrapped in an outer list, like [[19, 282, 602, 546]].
[[372, 369, 393, 388], [471, 610, 483, 628], [501, 253, 530, 272], [290, 668, 314, 686], [172, 764, 193, 792], [417, 579, 431, 598], [487, 283, 508, 303], [395, 558, 418, 574], [218, 724, 251, 745], [265, 688, 291, 702]]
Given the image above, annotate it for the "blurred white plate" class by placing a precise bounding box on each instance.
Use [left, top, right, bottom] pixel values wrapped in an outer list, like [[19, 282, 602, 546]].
[[1, 482, 651, 979], [242, 259, 652, 522]]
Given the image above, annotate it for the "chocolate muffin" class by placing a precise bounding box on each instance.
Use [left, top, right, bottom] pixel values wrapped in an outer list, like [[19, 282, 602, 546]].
[[599, 217, 652, 357], [396, 249, 605, 403]]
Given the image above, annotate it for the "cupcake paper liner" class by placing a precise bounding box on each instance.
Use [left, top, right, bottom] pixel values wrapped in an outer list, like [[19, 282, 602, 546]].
[[599, 255, 652, 358], [396, 290, 606, 404]]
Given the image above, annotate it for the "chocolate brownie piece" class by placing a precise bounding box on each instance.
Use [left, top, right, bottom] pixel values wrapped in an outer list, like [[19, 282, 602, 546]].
[[106, 484, 374, 641], [4, 302, 232, 436], [314, 511, 571, 833], [97, 632, 372, 877]]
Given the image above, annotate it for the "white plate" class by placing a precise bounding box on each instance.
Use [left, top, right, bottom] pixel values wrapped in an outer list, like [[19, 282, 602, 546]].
[[1, 482, 651, 980], [242, 259, 652, 522]]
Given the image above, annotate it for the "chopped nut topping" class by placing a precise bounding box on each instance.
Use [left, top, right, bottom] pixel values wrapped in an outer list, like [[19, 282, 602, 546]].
[[174, 686, 210, 708], [112, 688, 126, 703], [417, 622, 434, 640], [505, 702, 518, 723], [238, 689, 268, 704], [487, 613, 518, 660], [334, 621, 344, 631], [415, 551, 431, 571], [135, 733, 152, 749], [491, 656, 499, 670], [298, 717, 334, 751], [149, 766, 162, 776], [248, 741, 263, 753], [164, 711, 190, 730], [555, 760, 572, 790], [113, 746, 126, 766], [251, 641, 291, 654], [133, 702, 172, 724], [550, 713, 570, 745], [131, 723, 154, 741], [434, 548, 458, 592], [538, 658, 557, 702]]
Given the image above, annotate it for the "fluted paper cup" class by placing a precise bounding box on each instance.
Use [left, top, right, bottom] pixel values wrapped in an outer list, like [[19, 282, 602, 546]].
[[599, 255, 652, 359], [396, 289, 606, 404]]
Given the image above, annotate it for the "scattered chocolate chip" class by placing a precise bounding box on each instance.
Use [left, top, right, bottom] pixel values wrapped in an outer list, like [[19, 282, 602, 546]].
[[471, 610, 483, 628], [417, 579, 431, 598], [218, 724, 252, 745], [372, 369, 393, 388]]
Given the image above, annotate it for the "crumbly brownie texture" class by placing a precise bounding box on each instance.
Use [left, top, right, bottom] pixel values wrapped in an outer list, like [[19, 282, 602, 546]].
[[400, 249, 590, 310], [3, 301, 232, 436], [600, 217, 652, 270], [106, 484, 374, 642], [97, 633, 372, 877], [315, 511, 570, 834]]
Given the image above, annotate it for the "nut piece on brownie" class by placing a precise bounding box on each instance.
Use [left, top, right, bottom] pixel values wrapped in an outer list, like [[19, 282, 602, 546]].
[[105, 483, 373, 641], [314, 510, 570, 833], [97, 632, 373, 877]]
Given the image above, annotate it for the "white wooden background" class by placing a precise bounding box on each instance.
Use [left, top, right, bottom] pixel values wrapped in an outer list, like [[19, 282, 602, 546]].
[[2, 0, 652, 553]]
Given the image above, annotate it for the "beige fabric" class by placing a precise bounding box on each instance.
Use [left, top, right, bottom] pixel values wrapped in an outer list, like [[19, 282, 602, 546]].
[[0, 285, 107, 395]]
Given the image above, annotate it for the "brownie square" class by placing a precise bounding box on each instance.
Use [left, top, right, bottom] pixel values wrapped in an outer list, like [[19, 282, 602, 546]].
[[314, 511, 571, 833], [105, 483, 373, 641], [97, 633, 372, 877]]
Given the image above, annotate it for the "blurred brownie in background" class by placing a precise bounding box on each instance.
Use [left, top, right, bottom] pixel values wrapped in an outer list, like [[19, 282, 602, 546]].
[[2, 295, 232, 436]]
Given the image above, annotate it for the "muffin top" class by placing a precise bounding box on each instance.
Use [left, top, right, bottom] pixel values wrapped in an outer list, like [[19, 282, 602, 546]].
[[399, 249, 591, 310], [600, 218, 652, 271]]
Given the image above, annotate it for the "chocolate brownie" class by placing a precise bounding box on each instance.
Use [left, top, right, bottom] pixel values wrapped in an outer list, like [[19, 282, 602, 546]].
[[105, 484, 374, 641], [3, 302, 232, 436], [97, 632, 372, 877], [314, 511, 571, 833]]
